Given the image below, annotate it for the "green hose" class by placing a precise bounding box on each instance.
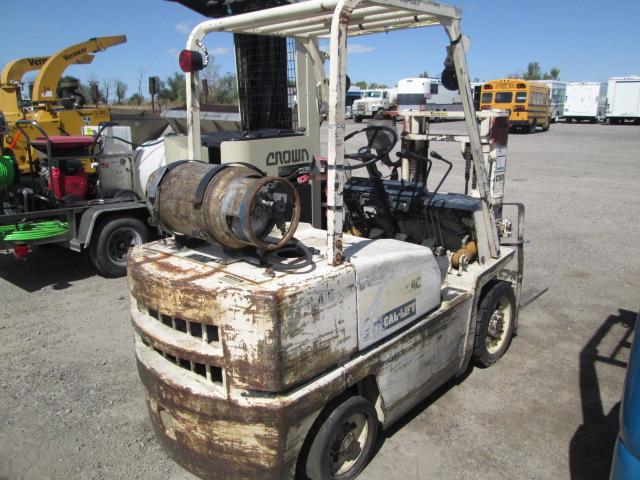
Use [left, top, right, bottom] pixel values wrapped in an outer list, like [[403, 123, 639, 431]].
[[0, 155, 15, 188], [0, 220, 69, 242]]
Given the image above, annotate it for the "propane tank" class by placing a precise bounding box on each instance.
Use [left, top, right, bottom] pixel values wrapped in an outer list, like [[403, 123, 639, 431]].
[[146, 161, 300, 251]]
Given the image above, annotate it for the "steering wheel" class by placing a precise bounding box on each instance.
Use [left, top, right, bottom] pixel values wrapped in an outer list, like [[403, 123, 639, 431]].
[[343, 125, 398, 171]]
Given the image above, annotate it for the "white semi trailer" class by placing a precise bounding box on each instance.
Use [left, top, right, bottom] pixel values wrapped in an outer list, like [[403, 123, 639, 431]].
[[563, 82, 608, 123], [606, 76, 640, 124]]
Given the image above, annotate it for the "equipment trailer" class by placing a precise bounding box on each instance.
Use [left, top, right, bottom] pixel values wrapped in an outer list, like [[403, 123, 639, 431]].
[[0, 118, 152, 277], [128, 1, 525, 479]]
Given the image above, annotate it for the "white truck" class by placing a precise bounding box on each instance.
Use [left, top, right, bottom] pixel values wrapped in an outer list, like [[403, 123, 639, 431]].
[[606, 76, 640, 124], [352, 88, 397, 122], [563, 82, 608, 123], [534, 80, 567, 123]]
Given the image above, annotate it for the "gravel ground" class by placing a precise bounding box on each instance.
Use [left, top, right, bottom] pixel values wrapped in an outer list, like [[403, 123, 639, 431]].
[[1, 121, 639, 480]]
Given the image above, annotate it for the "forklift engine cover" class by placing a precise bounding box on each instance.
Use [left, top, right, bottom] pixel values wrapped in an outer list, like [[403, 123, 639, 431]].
[[129, 224, 442, 393]]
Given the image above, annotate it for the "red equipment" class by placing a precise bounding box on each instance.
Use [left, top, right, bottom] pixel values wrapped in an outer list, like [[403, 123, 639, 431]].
[[32, 135, 94, 201]]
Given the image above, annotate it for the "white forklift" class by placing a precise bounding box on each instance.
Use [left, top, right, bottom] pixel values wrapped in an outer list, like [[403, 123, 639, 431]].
[[127, 1, 525, 479]]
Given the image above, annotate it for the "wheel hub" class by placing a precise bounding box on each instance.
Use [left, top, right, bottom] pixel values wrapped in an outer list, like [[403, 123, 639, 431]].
[[329, 414, 368, 475], [485, 297, 512, 354], [106, 227, 142, 264]]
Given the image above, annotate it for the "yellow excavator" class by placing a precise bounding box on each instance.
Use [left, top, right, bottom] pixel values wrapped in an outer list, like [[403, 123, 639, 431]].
[[0, 35, 126, 173]]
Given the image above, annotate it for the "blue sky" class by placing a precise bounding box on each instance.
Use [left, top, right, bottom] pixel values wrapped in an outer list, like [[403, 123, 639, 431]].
[[1, 0, 638, 99]]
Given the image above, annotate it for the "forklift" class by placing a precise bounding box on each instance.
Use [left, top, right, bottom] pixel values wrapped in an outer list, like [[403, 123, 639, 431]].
[[128, 1, 525, 479]]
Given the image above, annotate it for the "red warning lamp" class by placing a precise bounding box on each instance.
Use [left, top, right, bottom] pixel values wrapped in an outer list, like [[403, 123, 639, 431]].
[[179, 50, 205, 73]]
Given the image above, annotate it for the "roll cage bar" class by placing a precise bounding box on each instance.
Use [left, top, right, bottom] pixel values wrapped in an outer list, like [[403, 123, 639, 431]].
[[183, 0, 500, 265]]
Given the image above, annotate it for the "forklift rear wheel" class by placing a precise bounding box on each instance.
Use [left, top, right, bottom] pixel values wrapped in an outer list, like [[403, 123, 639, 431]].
[[473, 281, 516, 367], [305, 395, 378, 480], [89, 216, 149, 278]]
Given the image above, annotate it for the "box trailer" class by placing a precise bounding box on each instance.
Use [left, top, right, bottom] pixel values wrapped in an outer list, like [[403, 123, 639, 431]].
[[534, 80, 567, 123], [564, 82, 607, 123], [396, 77, 462, 124], [607, 76, 640, 124]]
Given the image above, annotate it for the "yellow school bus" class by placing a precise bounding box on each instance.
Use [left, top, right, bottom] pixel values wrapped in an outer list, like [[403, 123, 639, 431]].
[[480, 79, 551, 133]]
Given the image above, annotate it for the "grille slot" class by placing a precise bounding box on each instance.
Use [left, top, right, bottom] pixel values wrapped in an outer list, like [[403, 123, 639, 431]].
[[140, 303, 220, 345], [140, 336, 224, 386]]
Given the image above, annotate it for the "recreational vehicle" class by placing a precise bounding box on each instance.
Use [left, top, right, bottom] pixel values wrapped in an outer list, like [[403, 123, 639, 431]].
[[535, 80, 566, 122]]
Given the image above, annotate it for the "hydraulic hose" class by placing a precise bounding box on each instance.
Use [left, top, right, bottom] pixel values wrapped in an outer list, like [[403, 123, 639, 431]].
[[0, 220, 68, 242], [0, 156, 16, 188]]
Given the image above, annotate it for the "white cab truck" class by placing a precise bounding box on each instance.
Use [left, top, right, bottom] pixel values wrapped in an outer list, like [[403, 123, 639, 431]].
[[352, 88, 397, 122], [534, 80, 567, 123], [127, 2, 528, 480], [564, 82, 608, 123], [606, 76, 640, 124]]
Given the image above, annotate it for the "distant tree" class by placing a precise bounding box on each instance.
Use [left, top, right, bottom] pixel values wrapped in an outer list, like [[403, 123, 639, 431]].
[[523, 62, 542, 80], [546, 67, 561, 80], [355, 80, 368, 89], [418, 71, 429, 78], [137, 68, 145, 101], [114, 79, 128, 104], [128, 93, 144, 106], [156, 79, 171, 108], [212, 73, 238, 104], [85, 73, 103, 105], [367, 82, 388, 89], [165, 72, 186, 104], [101, 77, 114, 105]]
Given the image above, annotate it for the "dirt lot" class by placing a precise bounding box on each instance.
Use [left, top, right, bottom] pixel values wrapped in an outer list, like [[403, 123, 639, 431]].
[[1, 121, 639, 480]]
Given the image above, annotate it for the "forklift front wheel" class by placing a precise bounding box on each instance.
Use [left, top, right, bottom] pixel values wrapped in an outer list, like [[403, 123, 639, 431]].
[[305, 395, 378, 480], [473, 281, 516, 367], [89, 216, 149, 278]]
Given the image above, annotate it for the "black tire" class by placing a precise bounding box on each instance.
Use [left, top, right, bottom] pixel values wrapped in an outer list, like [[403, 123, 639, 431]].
[[306, 396, 378, 480], [354, 116, 363, 124], [542, 118, 551, 131], [89, 215, 149, 278], [473, 281, 516, 367]]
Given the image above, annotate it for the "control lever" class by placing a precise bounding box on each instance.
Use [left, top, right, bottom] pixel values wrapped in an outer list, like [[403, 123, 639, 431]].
[[424, 150, 453, 211]]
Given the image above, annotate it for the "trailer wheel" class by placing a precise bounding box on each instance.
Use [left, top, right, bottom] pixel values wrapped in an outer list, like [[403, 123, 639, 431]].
[[305, 395, 378, 480], [89, 216, 149, 278], [473, 281, 516, 367]]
